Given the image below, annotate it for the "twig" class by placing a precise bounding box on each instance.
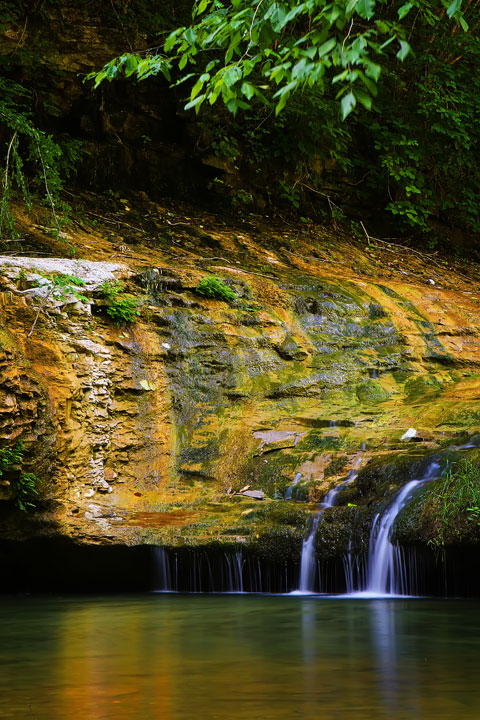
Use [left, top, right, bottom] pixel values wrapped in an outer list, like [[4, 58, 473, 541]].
[[0, 132, 17, 238], [35, 136, 60, 236], [360, 220, 371, 247], [198, 256, 235, 263], [28, 286, 52, 338]]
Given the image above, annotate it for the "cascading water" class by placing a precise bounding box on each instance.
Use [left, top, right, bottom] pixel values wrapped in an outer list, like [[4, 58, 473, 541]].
[[153, 546, 173, 592], [225, 551, 244, 592], [363, 460, 441, 595], [297, 469, 358, 593], [285, 472, 302, 500]]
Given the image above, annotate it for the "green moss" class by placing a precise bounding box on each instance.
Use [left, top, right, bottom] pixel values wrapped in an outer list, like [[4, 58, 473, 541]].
[[404, 375, 444, 401], [247, 526, 303, 562], [244, 452, 300, 498], [296, 432, 343, 452], [256, 501, 311, 527], [356, 380, 391, 403], [324, 456, 349, 478]]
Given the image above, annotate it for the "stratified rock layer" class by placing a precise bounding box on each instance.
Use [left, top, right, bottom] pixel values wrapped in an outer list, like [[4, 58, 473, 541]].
[[1, 202, 480, 553]]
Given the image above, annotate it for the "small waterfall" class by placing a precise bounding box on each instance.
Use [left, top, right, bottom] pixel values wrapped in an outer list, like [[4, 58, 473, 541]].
[[365, 461, 441, 595], [297, 470, 358, 593], [225, 551, 244, 592], [298, 514, 322, 592], [343, 541, 367, 593], [153, 547, 173, 592], [285, 472, 302, 500]]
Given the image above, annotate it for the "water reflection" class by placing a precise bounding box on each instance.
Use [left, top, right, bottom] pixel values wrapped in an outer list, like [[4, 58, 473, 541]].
[[1, 596, 480, 719]]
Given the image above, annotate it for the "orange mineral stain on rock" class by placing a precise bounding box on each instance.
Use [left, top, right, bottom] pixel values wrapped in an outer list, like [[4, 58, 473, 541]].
[[1, 197, 480, 547]]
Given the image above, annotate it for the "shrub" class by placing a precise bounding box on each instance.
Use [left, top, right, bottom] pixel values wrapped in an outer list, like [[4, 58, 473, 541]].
[[195, 276, 237, 303], [98, 280, 140, 324], [0, 440, 40, 511]]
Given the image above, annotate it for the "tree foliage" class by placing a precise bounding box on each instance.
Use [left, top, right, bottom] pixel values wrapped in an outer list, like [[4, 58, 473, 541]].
[[90, 0, 468, 118], [88, 0, 480, 238]]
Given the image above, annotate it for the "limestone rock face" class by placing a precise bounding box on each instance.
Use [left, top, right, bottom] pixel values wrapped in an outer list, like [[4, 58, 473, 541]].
[[1, 217, 480, 551]]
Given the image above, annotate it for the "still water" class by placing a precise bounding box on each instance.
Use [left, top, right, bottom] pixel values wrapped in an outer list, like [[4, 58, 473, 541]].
[[1, 594, 480, 719]]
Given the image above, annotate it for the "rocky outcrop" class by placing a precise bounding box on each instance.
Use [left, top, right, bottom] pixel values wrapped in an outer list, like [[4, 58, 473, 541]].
[[1, 202, 480, 559]]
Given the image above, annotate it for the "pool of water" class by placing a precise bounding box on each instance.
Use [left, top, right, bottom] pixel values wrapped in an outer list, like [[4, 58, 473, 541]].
[[1, 594, 480, 719]]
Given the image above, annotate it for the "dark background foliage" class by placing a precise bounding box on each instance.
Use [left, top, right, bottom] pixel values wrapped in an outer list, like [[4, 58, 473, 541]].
[[0, 0, 479, 249]]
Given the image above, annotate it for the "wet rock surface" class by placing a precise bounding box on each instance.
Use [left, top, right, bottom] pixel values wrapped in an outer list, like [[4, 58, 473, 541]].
[[1, 198, 480, 559]]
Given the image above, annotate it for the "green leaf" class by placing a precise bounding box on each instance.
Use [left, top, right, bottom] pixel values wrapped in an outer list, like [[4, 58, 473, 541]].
[[446, 0, 462, 17], [223, 65, 242, 88], [396, 40, 411, 61], [241, 81, 255, 100], [317, 37, 337, 58], [341, 91, 356, 119], [398, 2, 413, 18], [124, 55, 138, 77], [364, 59, 381, 82], [355, 88, 372, 110], [283, 3, 307, 25], [356, 0, 375, 20], [179, 53, 189, 71], [184, 94, 205, 111], [164, 30, 180, 53], [191, 78, 205, 100]]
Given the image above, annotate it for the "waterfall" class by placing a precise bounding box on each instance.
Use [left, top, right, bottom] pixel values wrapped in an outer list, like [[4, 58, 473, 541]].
[[285, 472, 302, 500], [225, 551, 244, 592], [364, 461, 441, 595], [151, 461, 441, 595], [153, 547, 173, 592], [296, 470, 358, 593], [298, 514, 322, 592]]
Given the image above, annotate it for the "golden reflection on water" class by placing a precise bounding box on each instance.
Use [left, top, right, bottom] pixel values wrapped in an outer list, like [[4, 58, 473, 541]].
[[1, 596, 480, 719]]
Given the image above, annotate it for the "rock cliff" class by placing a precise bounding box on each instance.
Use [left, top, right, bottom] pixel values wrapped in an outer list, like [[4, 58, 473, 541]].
[[1, 196, 480, 568]]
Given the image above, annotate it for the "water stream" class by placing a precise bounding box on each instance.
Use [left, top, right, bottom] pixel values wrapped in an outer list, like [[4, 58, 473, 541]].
[[297, 469, 358, 593], [152, 448, 474, 596], [285, 472, 302, 500], [364, 460, 441, 595]]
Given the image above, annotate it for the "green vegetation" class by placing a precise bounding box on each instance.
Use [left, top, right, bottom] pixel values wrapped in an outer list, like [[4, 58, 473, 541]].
[[0, 75, 83, 240], [99, 280, 140, 324], [428, 457, 480, 552], [89, 0, 480, 238], [0, 440, 40, 512], [90, 0, 466, 118], [195, 276, 238, 303], [48, 274, 88, 302], [27, 273, 89, 337]]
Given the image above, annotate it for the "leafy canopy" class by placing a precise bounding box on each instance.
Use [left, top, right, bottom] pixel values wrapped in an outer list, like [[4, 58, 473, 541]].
[[89, 0, 467, 118]]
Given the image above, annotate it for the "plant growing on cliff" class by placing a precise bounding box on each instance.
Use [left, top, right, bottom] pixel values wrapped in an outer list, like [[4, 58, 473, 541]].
[[428, 457, 480, 552], [0, 76, 83, 240], [27, 273, 89, 337], [0, 440, 39, 512], [98, 280, 140, 323], [195, 276, 238, 303]]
